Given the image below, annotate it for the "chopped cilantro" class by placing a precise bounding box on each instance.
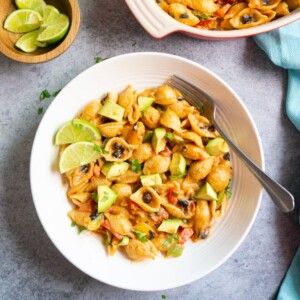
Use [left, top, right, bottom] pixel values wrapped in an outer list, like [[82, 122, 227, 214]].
[[71, 221, 76, 227], [93, 144, 108, 154], [197, 103, 204, 114], [162, 295, 167, 299], [52, 89, 61, 97], [78, 226, 85, 234], [92, 192, 98, 203], [95, 57, 107, 63], [39, 90, 51, 100], [165, 132, 174, 140], [134, 230, 148, 243], [104, 230, 112, 245], [162, 233, 178, 248], [191, 10, 213, 20], [132, 159, 142, 173], [37, 107, 43, 115]]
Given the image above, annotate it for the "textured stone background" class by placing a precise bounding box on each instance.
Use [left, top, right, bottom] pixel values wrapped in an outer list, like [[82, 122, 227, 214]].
[[0, 1, 300, 299]]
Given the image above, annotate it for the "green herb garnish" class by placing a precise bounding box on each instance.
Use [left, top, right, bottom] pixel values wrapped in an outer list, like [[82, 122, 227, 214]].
[[95, 57, 107, 63], [37, 107, 43, 115], [39, 89, 51, 100], [104, 230, 112, 245], [197, 103, 204, 114], [165, 132, 174, 140], [167, 244, 184, 257], [132, 159, 142, 173], [71, 221, 76, 227], [93, 144, 108, 154], [134, 230, 148, 242], [191, 10, 213, 20], [162, 233, 178, 248], [52, 89, 61, 97], [162, 295, 167, 299], [92, 192, 98, 203], [78, 226, 85, 234]]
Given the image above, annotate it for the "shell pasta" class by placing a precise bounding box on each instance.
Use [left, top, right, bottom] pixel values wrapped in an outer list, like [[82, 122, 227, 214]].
[[56, 84, 232, 261]]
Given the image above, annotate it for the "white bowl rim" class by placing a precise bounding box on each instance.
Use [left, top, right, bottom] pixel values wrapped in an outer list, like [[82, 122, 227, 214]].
[[30, 52, 265, 291], [125, 0, 300, 39]]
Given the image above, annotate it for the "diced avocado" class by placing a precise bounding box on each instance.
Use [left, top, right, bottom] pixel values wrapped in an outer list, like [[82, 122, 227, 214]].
[[118, 236, 129, 246], [195, 182, 218, 201], [143, 130, 153, 142], [206, 137, 229, 156], [152, 127, 167, 154], [167, 244, 184, 257], [158, 219, 181, 234], [86, 213, 104, 231], [97, 185, 117, 213], [98, 99, 125, 121], [138, 96, 155, 111], [101, 162, 129, 179], [170, 153, 186, 177], [140, 174, 162, 187]]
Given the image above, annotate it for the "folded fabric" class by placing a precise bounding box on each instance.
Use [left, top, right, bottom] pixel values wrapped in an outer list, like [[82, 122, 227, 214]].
[[277, 246, 300, 300], [253, 20, 300, 131]]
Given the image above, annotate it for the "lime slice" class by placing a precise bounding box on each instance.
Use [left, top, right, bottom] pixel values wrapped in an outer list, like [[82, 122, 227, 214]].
[[4, 9, 42, 33], [15, 0, 46, 16], [37, 14, 70, 44], [55, 119, 101, 145], [15, 29, 40, 53], [42, 5, 60, 27], [59, 142, 102, 173]]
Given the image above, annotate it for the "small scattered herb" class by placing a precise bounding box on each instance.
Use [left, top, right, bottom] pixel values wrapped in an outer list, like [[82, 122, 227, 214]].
[[104, 230, 112, 245], [71, 221, 76, 227], [226, 190, 232, 199], [197, 103, 204, 114], [134, 230, 148, 242], [52, 89, 61, 97], [39, 89, 51, 100], [191, 10, 213, 20], [162, 295, 167, 300], [225, 179, 232, 199], [95, 57, 107, 63], [92, 192, 98, 203], [165, 132, 174, 140], [93, 144, 108, 154], [132, 159, 142, 173], [162, 233, 178, 248], [78, 226, 85, 234], [37, 107, 43, 115]]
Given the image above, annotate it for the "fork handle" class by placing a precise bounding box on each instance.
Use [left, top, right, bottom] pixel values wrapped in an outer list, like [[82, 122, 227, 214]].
[[214, 124, 295, 213]]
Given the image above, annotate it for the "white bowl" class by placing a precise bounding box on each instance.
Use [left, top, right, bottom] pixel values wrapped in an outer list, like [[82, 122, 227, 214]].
[[125, 0, 300, 39], [30, 52, 264, 291]]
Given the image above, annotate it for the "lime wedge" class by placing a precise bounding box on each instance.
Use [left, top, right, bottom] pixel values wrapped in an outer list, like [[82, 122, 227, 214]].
[[42, 5, 60, 27], [15, 0, 46, 16], [59, 142, 102, 173], [4, 9, 42, 33], [55, 119, 101, 145], [37, 14, 70, 44], [15, 29, 40, 53]]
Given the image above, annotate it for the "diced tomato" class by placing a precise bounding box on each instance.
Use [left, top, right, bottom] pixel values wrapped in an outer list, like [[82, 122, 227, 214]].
[[159, 146, 172, 157], [178, 228, 194, 245], [168, 187, 177, 205], [196, 19, 213, 27], [93, 164, 101, 177], [78, 200, 95, 212]]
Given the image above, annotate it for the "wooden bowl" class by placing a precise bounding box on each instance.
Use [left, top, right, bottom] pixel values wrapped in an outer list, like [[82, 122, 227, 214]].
[[0, 0, 80, 63]]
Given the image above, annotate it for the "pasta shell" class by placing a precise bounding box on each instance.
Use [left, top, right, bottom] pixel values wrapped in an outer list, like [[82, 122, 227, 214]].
[[206, 161, 232, 192], [67, 209, 90, 228], [261, 9, 276, 21], [162, 200, 196, 219], [97, 121, 127, 138], [128, 103, 142, 125], [168, 100, 195, 119], [111, 183, 132, 203], [143, 155, 171, 174], [78, 100, 101, 123], [160, 109, 182, 132], [188, 157, 214, 181], [103, 137, 136, 162], [274, 2, 290, 15], [104, 211, 133, 236], [287, 0, 300, 10], [126, 121, 145, 146], [118, 85, 135, 109], [178, 143, 210, 160], [141, 107, 161, 129], [249, 0, 281, 11], [188, 114, 218, 138], [125, 239, 159, 261], [230, 8, 269, 29], [109, 169, 142, 183], [177, 131, 204, 148], [69, 192, 91, 205], [130, 187, 161, 213], [224, 2, 248, 19], [67, 163, 94, 187], [168, 3, 200, 26], [131, 142, 155, 163], [154, 85, 178, 105], [194, 200, 211, 239], [166, 0, 219, 14]]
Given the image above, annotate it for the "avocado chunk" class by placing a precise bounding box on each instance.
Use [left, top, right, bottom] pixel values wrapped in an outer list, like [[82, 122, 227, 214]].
[[152, 127, 167, 154], [118, 236, 129, 246], [101, 162, 129, 179], [143, 130, 153, 142], [98, 99, 125, 121], [158, 219, 181, 234], [170, 153, 186, 178], [195, 182, 218, 201], [138, 96, 155, 111], [206, 137, 229, 156], [140, 174, 162, 187], [97, 185, 117, 213], [86, 213, 104, 231]]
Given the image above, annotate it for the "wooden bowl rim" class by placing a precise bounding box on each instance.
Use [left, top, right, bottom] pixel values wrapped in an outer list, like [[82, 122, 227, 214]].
[[0, 0, 80, 64]]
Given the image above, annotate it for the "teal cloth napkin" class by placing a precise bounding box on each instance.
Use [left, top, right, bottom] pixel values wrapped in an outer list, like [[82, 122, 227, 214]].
[[254, 20, 300, 131], [277, 247, 300, 300]]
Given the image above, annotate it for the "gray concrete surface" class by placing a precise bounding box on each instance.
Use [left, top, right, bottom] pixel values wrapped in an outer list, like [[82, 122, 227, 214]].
[[0, 1, 300, 299]]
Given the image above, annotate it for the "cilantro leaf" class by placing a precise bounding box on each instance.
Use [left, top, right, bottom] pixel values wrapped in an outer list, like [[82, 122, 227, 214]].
[[39, 90, 51, 100], [191, 10, 213, 20], [92, 192, 98, 203], [132, 159, 142, 173], [37, 107, 43, 115], [95, 57, 107, 63], [165, 132, 174, 140], [52, 89, 61, 97], [78, 226, 85, 234], [162, 295, 167, 299], [134, 230, 148, 242], [71, 221, 76, 227], [162, 233, 178, 248]]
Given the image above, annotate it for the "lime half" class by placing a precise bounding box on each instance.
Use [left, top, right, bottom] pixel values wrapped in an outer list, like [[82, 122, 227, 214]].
[[55, 119, 101, 145], [42, 5, 60, 27], [4, 9, 42, 33], [15, 0, 46, 16], [37, 14, 70, 44], [59, 142, 102, 173], [15, 29, 40, 53]]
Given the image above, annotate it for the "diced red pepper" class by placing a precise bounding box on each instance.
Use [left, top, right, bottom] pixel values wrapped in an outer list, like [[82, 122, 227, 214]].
[[178, 228, 194, 245], [159, 146, 172, 157], [196, 19, 213, 27], [168, 187, 177, 205]]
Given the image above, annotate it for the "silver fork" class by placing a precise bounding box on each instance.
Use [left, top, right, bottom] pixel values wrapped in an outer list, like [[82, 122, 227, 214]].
[[167, 75, 294, 213]]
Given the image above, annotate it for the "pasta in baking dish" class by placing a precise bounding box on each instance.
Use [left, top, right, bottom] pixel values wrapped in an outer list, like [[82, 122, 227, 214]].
[[57, 84, 232, 261], [157, 0, 299, 30]]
